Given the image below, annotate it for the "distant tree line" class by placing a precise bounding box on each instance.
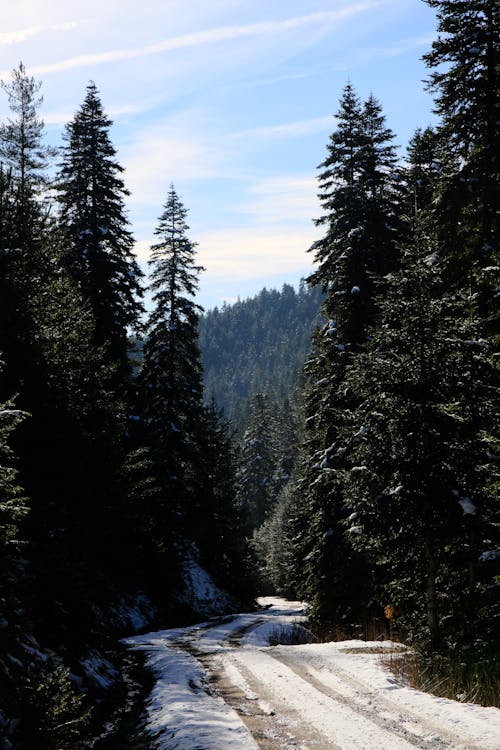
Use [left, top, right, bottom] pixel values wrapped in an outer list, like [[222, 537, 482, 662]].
[[198, 282, 323, 431]]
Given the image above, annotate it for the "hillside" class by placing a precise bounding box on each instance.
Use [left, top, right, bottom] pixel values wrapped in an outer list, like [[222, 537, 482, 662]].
[[198, 282, 323, 429]]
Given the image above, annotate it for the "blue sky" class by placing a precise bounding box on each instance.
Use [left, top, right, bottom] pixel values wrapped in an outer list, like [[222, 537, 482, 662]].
[[0, 0, 437, 310]]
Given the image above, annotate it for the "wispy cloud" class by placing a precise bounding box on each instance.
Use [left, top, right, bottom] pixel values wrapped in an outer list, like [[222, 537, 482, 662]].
[[356, 32, 434, 61], [44, 102, 144, 126], [196, 225, 316, 279], [26, 2, 389, 76], [235, 64, 349, 90], [231, 116, 333, 142], [122, 125, 220, 208], [0, 22, 78, 47], [241, 175, 320, 225]]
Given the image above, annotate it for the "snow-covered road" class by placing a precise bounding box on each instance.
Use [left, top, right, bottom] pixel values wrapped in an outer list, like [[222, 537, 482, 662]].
[[125, 598, 500, 750]]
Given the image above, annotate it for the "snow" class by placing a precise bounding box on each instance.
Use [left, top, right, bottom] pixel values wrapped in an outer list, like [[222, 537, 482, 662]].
[[353, 425, 368, 437], [81, 651, 119, 690], [102, 592, 157, 633], [125, 598, 500, 750], [130, 640, 258, 750], [177, 554, 234, 616], [458, 496, 477, 515], [479, 549, 500, 562]]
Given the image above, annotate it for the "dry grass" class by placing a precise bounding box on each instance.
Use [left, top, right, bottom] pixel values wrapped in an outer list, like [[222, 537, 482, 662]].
[[267, 622, 317, 646], [382, 649, 500, 708]]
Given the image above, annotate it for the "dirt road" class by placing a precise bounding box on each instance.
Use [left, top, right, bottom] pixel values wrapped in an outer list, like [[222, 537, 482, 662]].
[[126, 599, 500, 750]]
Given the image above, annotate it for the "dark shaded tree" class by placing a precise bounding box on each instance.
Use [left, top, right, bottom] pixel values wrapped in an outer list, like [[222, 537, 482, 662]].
[[197, 400, 254, 602], [235, 392, 277, 535], [57, 82, 143, 383], [293, 84, 401, 624], [139, 185, 205, 543], [0, 382, 28, 629], [423, 0, 499, 325], [0, 62, 54, 252]]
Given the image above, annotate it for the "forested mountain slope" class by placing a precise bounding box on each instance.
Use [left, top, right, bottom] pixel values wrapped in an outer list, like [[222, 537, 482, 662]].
[[198, 283, 323, 428]]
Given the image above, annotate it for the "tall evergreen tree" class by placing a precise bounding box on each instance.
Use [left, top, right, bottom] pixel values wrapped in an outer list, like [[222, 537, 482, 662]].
[[140, 185, 205, 543], [344, 217, 498, 650], [0, 382, 28, 625], [0, 62, 54, 252], [402, 126, 442, 217], [196, 400, 253, 602], [57, 82, 143, 381], [422, 0, 500, 649], [0, 65, 56, 400], [236, 392, 277, 535], [293, 84, 401, 624], [342, 216, 457, 646], [252, 481, 300, 598], [423, 0, 499, 323]]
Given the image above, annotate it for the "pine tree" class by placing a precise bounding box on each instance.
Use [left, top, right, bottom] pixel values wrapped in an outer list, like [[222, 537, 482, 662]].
[[342, 216, 454, 646], [197, 400, 253, 602], [140, 185, 205, 543], [235, 392, 277, 535], [422, 0, 500, 650], [293, 84, 401, 624], [402, 127, 442, 216], [0, 381, 28, 624], [0, 65, 56, 400], [344, 216, 498, 649], [252, 482, 299, 598], [339, 106, 499, 651], [57, 82, 143, 381], [423, 0, 499, 323], [0, 62, 54, 254]]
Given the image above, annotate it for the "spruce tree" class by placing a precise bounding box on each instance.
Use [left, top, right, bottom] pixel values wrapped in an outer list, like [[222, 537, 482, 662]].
[[140, 185, 205, 545], [57, 82, 143, 381], [252, 482, 299, 598], [343, 217, 456, 646], [423, 0, 499, 323], [344, 216, 498, 650], [403, 127, 442, 216], [0, 382, 28, 624], [235, 392, 277, 535], [197, 400, 253, 602], [0, 62, 54, 254], [0, 65, 56, 400], [293, 84, 400, 624], [339, 106, 499, 652], [422, 0, 500, 650]]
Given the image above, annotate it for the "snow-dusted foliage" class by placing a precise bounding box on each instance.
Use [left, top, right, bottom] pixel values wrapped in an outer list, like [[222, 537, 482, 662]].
[[293, 83, 401, 624], [56, 81, 144, 378]]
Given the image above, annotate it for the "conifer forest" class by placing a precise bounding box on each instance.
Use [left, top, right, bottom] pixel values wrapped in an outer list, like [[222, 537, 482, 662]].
[[0, 1, 498, 747]]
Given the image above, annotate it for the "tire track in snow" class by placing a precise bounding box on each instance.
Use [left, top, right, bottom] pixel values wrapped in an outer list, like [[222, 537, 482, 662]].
[[227, 646, 421, 750], [269, 646, 488, 750], [269, 649, 457, 750], [179, 619, 333, 750], [128, 600, 500, 750], [209, 653, 337, 750]]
